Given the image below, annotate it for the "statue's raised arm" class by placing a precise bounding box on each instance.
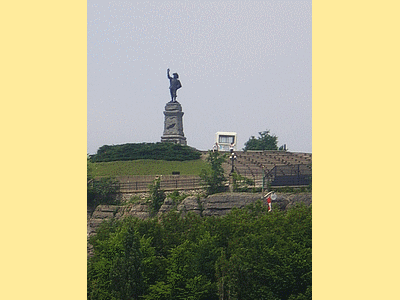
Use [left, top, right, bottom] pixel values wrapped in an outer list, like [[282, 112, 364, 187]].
[[167, 68, 182, 102]]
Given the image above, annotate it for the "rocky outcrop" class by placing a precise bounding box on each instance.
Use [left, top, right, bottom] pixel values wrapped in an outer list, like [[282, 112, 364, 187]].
[[281, 193, 312, 209], [87, 192, 311, 257], [176, 196, 203, 216], [87, 205, 119, 236], [202, 193, 262, 217], [88, 192, 311, 237], [88, 203, 151, 237]]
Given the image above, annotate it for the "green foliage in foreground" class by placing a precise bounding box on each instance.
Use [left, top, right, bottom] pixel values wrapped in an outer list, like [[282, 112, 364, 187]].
[[90, 142, 201, 163], [88, 159, 208, 177], [88, 203, 312, 300], [148, 178, 166, 214]]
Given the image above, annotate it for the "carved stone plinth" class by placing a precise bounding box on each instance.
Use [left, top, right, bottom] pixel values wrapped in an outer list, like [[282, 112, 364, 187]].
[[161, 101, 187, 145]]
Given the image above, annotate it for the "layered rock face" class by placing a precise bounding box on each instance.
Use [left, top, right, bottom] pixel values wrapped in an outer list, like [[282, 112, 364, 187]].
[[88, 192, 311, 237], [87, 192, 311, 257]]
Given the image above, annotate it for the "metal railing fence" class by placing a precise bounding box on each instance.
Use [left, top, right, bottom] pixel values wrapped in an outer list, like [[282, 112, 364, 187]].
[[91, 163, 311, 193], [108, 176, 204, 193]]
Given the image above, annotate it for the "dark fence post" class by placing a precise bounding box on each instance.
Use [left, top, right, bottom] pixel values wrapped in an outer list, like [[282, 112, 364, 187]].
[[297, 164, 300, 185]]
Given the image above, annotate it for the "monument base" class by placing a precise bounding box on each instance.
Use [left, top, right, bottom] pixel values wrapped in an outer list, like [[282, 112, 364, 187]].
[[161, 135, 187, 145], [161, 101, 187, 146]]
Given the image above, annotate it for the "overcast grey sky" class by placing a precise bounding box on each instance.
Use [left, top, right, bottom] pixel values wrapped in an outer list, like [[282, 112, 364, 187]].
[[88, 0, 311, 154]]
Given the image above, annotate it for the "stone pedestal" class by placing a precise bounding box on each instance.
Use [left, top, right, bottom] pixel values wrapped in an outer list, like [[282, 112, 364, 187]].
[[161, 101, 187, 145]]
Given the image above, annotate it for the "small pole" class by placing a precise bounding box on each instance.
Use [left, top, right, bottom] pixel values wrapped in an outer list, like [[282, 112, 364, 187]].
[[229, 151, 236, 192], [262, 169, 265, 199], [230, 151, 236, 174]]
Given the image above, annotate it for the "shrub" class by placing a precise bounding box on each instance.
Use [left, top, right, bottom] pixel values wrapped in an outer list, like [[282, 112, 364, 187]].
[[168, 190, 188, 203], [199, 151, 227, 195], [87, 177, 120, 207], [232, 173, 255, 192], [148, 178, 166, 214], [90, 142, 201, 162]]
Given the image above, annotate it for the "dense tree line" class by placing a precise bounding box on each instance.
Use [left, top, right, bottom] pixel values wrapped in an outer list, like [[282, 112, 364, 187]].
[[88, 202, 311, 300], [90, 143, 201, 162]]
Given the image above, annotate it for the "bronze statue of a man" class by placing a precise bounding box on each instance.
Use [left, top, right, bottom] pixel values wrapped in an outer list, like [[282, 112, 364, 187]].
[[167, 68, 182, 102]]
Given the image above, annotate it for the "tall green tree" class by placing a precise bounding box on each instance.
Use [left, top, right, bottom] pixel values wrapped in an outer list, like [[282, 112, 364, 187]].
[[108, 227, 145, 300], [244, 130, 278, 151], [87, 220, 144, 300], [148, 178, 166, 214], [199, 151, 227, 195], [144, 232, 218, 300]]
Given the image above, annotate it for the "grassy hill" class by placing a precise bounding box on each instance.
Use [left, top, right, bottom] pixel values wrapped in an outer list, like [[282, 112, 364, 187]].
[[88, 159, 208, 177]]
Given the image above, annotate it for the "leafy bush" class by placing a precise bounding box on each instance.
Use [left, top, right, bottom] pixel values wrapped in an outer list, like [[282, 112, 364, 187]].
[[90, 142, 201, 162], [232, 172, 255, 192], [126, 195, 142, 205], [148, 178, 166, 214], [168, 190, 188, 203], [87, 177, 120, 207]]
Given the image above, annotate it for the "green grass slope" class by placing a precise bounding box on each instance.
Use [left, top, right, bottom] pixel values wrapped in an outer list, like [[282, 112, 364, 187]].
[[88, 159, 208, 177]]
